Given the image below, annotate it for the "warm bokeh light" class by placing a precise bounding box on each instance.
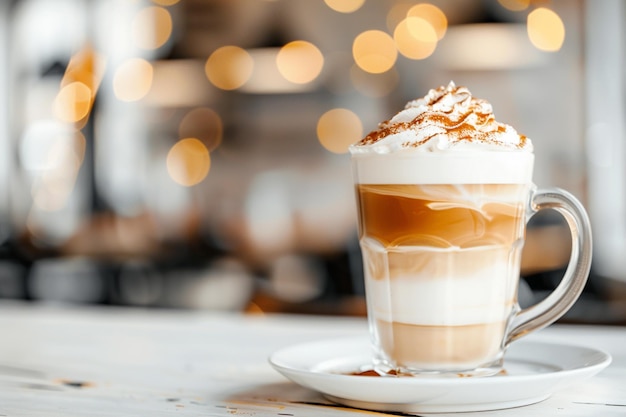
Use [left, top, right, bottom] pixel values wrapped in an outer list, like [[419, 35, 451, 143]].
[[527, 7, 565, 52], [53, 82, 93, 123], [276, 41, 324, 84], [350, 65, 399, 97], [498, 0, 530, 11], [394, 17, 438, 60], [205, 46, 254, 90], [54, 46, 104, 125], [353, 30, 397, 74], [166, 138, 211, 186], [317, 108, 363, 154], [113, 58, 154, 102], [131, 6, 173, 50], [178, 107, 223, 152], [407, 3, 447, 40], [324, 0, 365, 13], [62, 46, 105, 95], [240, 48, 320, 94], [151, 0, 180, 5]]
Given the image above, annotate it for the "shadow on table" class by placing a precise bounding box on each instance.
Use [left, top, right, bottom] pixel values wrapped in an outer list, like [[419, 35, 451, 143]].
[[225, 382, 409, 416]]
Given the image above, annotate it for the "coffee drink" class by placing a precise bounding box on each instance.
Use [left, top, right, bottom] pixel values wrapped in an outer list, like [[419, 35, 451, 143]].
[[358, 183, 529, 371], [350, 82, 591, 376]]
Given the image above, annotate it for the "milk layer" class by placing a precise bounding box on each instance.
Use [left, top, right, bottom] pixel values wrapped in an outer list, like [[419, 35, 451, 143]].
[[361, 239, 521, 326]]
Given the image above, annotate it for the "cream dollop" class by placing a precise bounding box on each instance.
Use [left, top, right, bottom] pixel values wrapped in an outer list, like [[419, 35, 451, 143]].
[[350, 81, 533, 154]]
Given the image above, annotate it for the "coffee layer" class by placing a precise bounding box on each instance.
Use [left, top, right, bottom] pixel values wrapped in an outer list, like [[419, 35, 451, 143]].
[[374, 320, 505, 371], [357, 184, 529, 248]]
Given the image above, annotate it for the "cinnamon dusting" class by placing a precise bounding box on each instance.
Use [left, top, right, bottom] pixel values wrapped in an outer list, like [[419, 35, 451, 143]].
[[355, 82, 530, 151]]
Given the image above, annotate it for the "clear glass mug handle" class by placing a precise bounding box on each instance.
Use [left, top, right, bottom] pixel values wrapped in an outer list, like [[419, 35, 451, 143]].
[[505, 188, 593, 346]]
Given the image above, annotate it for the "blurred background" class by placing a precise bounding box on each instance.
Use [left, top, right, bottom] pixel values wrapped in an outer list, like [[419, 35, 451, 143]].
[[0, 0, 624, 323]]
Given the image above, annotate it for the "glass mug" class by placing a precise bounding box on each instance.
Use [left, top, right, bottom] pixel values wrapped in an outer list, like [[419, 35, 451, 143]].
[[351, 151, 592, 377]]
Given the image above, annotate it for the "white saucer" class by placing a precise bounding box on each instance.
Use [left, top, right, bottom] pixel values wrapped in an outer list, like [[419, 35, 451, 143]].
[[269, 337, 611, 413]]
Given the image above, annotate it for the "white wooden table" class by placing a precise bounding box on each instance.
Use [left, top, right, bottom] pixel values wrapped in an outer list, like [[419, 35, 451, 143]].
[[0, 301, 624, 416]]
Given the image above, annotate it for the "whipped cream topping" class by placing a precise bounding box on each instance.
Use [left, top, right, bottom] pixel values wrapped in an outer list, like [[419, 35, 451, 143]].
[[350, 81, 533, 154]]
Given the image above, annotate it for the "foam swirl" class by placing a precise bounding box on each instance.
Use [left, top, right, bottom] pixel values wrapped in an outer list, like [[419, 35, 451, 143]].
[[351, 81, 533, 154]]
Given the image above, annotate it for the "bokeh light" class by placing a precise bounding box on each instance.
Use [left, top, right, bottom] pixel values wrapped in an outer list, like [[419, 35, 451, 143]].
[[178, 107, 223, 152], [53, 81, 93, 123], [113, 58, 154, 102], [62, 46, 104, 97], [54, 46, 103, 125], [394, 16, 438, 60], [276, 41, 324, 84], [166, 138, 211, 186], [131, 6, 173, 50], [317, 108, 363, 154], [498, 0, 530, 11], [151, 0, 180, 5], [353, 30, 397, 74], [205, 45, 254, 90], [407, 3, 447, 40], [527, 7, 565, 52], [324, 0, 365, 13]]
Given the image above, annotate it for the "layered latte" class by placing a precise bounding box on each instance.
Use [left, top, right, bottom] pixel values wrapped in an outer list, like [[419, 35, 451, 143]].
[[350, 82, 534, 374]]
